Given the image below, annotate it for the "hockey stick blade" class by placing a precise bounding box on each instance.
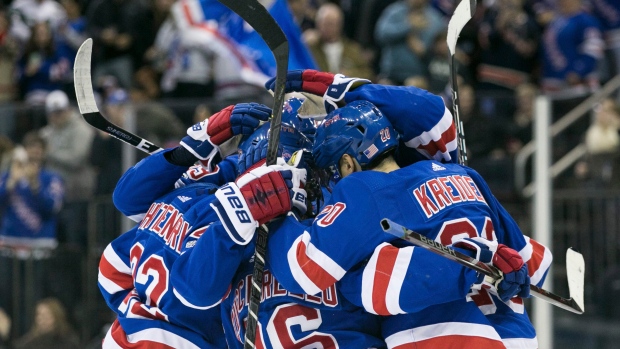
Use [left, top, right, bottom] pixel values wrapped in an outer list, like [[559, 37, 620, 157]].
[[447, 0, 475, 56], [381, 218, 585, 314], [74, 39, 162, 155], [211, 1, 289, 348]]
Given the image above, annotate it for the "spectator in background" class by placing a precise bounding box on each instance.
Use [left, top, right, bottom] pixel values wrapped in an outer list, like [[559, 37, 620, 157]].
[[9, 0, 67, 44], [477, 0, 540, 92], [17, 22, 71, 105], [586, 98, 619, 155], [0, 9, 18, 102], [39, 90, 94, 247], [541, 0, 604, 93], [375, 0, 446, 85], [0, 133, 63, 250], [0, 133, 64, 332], [583, 98, 620, 186], [12, 298, 79, 349], [590, 0, 620, 80], [306, 3, 373, 79], [86, 0, 152, 89]]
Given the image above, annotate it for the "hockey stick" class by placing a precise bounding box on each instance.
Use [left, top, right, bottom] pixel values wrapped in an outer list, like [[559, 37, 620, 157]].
[[447, 0, 475, 165], [381, 218, 585, 314], [74, 39, 162, 155], [210, 1, 288, 348]]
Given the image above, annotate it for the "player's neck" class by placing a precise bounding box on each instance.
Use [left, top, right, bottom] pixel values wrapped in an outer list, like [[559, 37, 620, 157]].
[[372, 156, 399, 173]]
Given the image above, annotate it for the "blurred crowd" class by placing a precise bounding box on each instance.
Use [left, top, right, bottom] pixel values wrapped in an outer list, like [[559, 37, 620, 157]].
[[0, 0, 618, 346]]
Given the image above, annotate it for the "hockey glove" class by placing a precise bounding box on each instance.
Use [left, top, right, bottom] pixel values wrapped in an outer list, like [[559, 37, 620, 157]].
[[238, 138, 284, 175], [180, 103, 271, 160], [211, 163, 307, 245], [453, 237, 530, 302], [264, 69, 370, 113]]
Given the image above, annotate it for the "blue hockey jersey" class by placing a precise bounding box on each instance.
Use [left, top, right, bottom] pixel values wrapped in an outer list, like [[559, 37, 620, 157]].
[[112, 155, 388, 348], [220, 235, 386, 349], [99, 183, 248, 348], [113, 150, 238, 221], [267, 160, 551, 348]]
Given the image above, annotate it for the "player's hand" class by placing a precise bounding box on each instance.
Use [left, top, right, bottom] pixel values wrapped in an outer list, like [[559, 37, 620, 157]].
[[180, 103, 271, 160], [212, 163, 307, 245], [453, 237, 530, 302], [238, 138, 284, 175], [264, 69, 370, 113]]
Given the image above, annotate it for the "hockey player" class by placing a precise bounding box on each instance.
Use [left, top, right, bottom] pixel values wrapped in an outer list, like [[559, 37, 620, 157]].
[[108, 100, 390, 348], [263, 69, 551, 348], [98, 102, 306, 348]]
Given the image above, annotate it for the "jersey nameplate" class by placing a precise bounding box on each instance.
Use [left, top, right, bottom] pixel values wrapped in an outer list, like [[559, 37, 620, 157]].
[[412, 175, 487, 219], [138, 202, 191, 253]]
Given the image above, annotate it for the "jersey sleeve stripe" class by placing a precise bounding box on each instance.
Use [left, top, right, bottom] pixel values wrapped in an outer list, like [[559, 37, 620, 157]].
[[385, 322, 504, 349], [99, 246, 134, 293], [361, 243, 391, 315], [519, 236, 553, 286], [361, 243, 411, 315], [103, 320, 201, 349], [103, 244, 132, 274], [386, 246, 413, 315], [287, 232, 346, 295], [404, 107, 458, 161]]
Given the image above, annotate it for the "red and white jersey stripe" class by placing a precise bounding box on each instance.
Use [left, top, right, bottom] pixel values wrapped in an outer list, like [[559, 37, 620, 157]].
[[99, 244, 133, 295], [385, 322, 506, 349], [519, 236, 553, 286], [103, 320, 202, 349], [404, 106, 458, 162], [361, 243, 413, 315], [287, 231, 346, 295]]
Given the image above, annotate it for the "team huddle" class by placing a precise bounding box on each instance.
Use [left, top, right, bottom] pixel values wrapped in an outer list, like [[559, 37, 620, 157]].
[[97, 69, 552, 349]]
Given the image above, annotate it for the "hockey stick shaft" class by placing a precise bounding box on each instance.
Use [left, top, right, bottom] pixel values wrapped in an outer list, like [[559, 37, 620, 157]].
[[74, 39, 162, 155], [211, 1, 288, 347], [447, 0, 475, 165], [381, 218, 585, 314]]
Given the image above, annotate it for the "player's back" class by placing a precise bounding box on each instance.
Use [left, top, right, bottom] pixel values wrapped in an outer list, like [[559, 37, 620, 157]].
[[270, 160, 503, 286], [362, 160, 498, 244], [222, 239, 385, 349], [100, 183, 228, 348]]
